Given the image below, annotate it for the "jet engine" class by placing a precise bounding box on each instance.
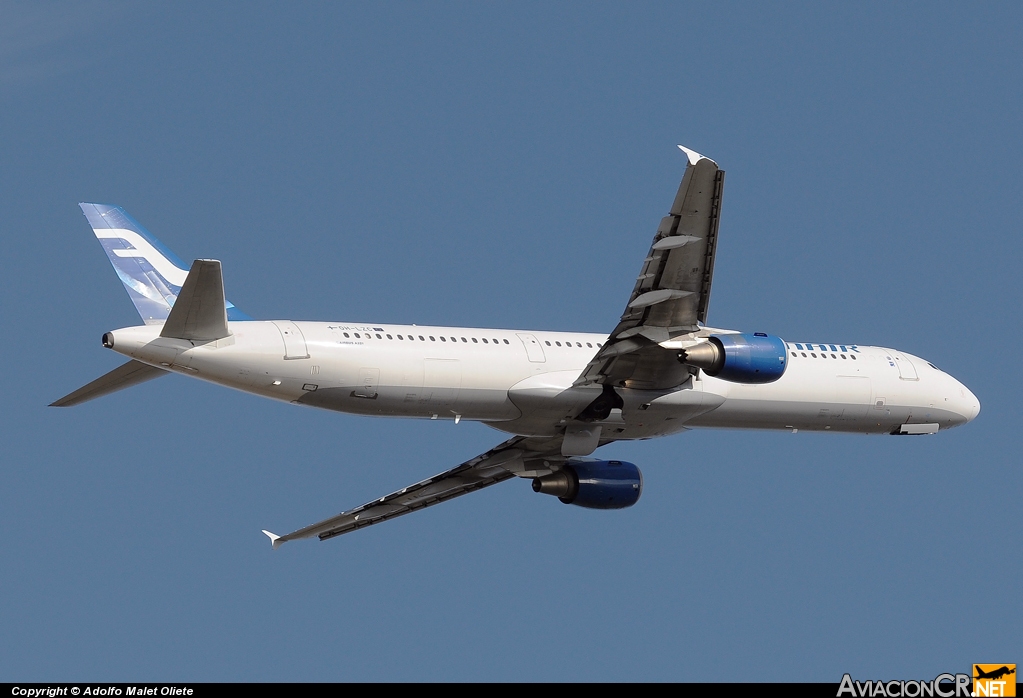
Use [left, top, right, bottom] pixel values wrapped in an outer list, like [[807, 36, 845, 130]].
[[532, 459, 642, 509], [678, 332, 787, 383]]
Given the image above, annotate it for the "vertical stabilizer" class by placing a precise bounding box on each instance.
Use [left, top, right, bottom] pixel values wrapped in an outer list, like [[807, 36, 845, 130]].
[[80, 203, 251, 324]]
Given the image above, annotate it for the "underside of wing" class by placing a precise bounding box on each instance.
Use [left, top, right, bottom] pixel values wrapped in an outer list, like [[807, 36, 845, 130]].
[[263, 436, 568, 546], [577, 146, 725, 390]]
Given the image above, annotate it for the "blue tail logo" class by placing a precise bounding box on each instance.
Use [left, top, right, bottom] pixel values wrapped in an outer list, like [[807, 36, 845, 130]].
[[80, 203, 251, 324]]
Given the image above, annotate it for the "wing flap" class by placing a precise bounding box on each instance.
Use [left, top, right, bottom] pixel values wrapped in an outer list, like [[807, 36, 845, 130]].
[[624, 150, 723, 332], [576, 146, 724, 389], [265, 437, 567, 546]]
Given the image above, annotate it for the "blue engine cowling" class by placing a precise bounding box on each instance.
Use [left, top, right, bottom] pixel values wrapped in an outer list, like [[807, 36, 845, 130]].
[[681, 332, 787, 383], [532, 459, 643, 509]]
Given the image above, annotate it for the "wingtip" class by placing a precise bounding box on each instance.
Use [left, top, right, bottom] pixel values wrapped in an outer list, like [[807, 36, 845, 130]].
[[677, 145, 717, 167], [262, 529, 284, 550]]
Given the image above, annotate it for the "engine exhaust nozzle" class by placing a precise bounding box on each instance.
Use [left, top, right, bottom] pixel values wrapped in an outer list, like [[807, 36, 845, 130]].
[[532, 468, 579, 503], [678, 340, 724, 374]]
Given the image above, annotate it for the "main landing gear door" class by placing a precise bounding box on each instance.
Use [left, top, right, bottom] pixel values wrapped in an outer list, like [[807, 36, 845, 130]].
[[517, 333, 546, 363]]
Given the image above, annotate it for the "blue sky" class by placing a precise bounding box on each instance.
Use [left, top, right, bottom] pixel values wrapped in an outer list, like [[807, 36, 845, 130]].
[[1, 2, 1019, 681]]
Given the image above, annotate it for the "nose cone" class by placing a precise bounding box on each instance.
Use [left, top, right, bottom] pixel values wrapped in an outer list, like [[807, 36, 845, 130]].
[[951, 380, 980, 426], [963, 385, 981, 422]]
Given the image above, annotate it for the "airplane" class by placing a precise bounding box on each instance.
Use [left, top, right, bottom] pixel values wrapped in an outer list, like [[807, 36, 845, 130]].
[[52, 146, 980, 548], [974, 666, 1015, 681]]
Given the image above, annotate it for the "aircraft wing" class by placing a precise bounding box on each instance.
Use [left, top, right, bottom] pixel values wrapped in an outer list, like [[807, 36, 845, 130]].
[[263, 435, 566, 547], [576, 146, 724, 390]]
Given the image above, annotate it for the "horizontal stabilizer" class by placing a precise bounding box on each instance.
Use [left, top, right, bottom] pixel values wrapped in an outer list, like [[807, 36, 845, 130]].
[[50, 359, 167, 407], [160, 259, 231, 341]]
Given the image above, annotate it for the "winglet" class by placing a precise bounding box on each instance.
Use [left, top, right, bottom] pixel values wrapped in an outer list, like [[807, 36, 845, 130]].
[[262, 530, 284, 550], [678, 145, 715, 166]]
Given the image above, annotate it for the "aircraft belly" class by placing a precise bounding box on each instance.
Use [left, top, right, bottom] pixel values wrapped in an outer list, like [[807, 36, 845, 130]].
[[686, 399, 882, 432], [493, 378, 726, 439], [295, 383, 519, 419]]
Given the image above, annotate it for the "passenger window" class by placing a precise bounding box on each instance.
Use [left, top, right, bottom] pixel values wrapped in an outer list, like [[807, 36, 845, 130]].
[[386, 334, 392, 339], [429, 336, 435, 341], [343, 332, 350, 338], [482, 338, 488, 344], [840, 354, 846, 359], [586, 343, 592, 348], [376, 333, 382, 339], [597, 343, 603, 348], [461, 337, 467, 342], [556, 341, 562, 347], [851, 355, 857, 360], [419, 336, 425, 341], [811, 353, 817, 358], [503, 339, 509, 344], [545, 341, 551, 346], [791, 352, 797, 357], [472, 338, 478, 343], [440, 336, 446, 342], [354, 333, 360, 338], [801, 352, 807, 357]]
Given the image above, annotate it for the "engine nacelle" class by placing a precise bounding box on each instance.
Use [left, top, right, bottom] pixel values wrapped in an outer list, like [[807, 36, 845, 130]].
[[532, 459, 642, 509], [679, 332, 787, 383]]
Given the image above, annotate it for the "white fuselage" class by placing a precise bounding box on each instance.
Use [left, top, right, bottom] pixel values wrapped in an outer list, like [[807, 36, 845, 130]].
[[105, 321, 980, 439]]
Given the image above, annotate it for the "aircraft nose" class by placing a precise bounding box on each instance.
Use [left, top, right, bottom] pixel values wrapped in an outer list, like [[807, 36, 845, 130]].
[[954, 381, 981, 424], [963, 386, 981, 422]]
